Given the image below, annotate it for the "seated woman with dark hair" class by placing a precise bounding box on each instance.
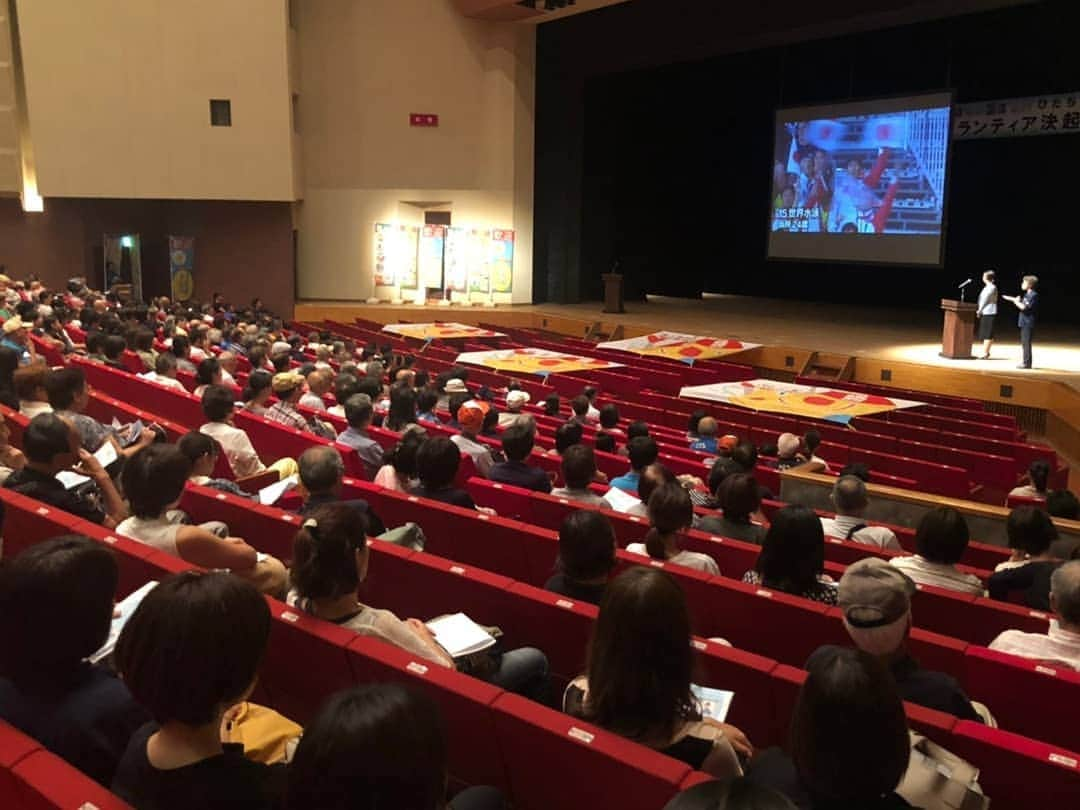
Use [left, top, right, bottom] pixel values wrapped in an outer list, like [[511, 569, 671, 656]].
[[748, 646, 914, 809], [117, 444, 287, 595], [627, 482, 719, 575], [1008, 459, 1051, 501], [988, 506, 1062, 610], [697, 473, 766, 545], [742, 505, 837, 605], [112, 572, 287, 809], [176, 431, 257, 500], [289, 504, 549, 701], [889, 507, 984, 595], [546, 511, 617, 605], [564, 567, 751, 777], [412, 435, 495, 514], [193, 357, 224, 399], [374, 424, 427, 492], [0, 536, 150, 786], [286, 684, 505, 810]]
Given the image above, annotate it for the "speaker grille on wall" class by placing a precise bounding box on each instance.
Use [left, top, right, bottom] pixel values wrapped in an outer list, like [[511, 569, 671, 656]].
[[881, 369, 892, 381], [999, 384, 1013, 399], [210, 99, 232, 127]]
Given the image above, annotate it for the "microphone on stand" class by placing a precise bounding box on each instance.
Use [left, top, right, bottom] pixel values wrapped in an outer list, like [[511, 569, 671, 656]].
[[958, 278, 973, 302]]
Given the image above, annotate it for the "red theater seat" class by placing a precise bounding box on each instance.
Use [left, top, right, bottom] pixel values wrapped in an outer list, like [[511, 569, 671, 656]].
[[491, 692, 689, 810]]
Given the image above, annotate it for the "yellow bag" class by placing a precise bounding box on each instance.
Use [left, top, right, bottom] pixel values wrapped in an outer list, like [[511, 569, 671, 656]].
[[221, 702, 303, 764]]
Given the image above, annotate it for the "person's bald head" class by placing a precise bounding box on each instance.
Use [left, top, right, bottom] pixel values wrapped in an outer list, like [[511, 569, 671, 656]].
[[1051, 561, 1080, 628], [298, 445, 345, 496], [832, 475, 869, 516]]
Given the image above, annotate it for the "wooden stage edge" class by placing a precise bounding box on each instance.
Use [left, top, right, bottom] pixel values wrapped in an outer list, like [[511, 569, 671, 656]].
[[293, 300, 1080, 468]]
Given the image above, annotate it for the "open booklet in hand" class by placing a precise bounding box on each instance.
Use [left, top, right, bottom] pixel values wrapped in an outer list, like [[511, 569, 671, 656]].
[[90, 581, 158, 664], [425, 612, 497, 658], [691, 684, 734, 724]]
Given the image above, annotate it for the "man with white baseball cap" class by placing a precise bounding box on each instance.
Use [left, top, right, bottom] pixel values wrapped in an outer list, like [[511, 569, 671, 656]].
[[499, 389, 531, 427], [836, 558, 983, 722]]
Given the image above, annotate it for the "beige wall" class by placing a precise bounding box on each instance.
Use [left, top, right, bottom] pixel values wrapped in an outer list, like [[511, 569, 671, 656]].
[[0, 6, 19, 193], [296, 0, 535, 304], [15, 0, 297, 201]]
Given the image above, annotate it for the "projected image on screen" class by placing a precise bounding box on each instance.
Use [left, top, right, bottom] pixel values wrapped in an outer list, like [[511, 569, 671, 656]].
[[767, 93, 952, 265]]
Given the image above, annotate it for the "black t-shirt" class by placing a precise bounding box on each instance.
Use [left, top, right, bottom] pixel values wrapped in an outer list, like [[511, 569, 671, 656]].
[[890, 654, 981, 723], [988, 560, 1060, 611], [488, 460, 553, 493], [412, 484, 476, 510], [544, 572, 607, 606], [113, 723, 287, 810], [0, 664, 149, 787], [3, 466, 107, 524]]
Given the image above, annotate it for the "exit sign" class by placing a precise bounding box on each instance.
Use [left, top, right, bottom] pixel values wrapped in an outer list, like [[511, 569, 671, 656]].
[[410, 113, 439, 127]]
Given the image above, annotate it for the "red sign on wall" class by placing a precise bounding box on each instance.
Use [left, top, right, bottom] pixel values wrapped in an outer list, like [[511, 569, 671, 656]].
[[410, 113, 439, 127]]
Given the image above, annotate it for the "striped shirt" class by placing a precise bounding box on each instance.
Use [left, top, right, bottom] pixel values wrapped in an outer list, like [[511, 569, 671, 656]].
[[265, 400, 312, 433], [989, 623, 1080, 671], [889, 555, 985, 596]]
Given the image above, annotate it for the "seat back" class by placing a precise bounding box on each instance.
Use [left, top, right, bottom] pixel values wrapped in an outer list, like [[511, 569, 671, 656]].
[[491, 692, 689, 810]]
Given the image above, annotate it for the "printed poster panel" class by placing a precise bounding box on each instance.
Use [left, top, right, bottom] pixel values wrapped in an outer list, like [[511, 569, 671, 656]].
[[382, 322, 507, 340], [373, 223, 395, 287], [456, 348, 625, 376], [444, 227, 468, 292], [467, 229, 492, 293], [418, 225, 446, 289], [168, 236, 195, 302], [597, 332, 759, 362], [396, 225, 420, 290], [679, 379, 925, 424], [490, 229, 514, 294], [954, 92, 1080, 140]]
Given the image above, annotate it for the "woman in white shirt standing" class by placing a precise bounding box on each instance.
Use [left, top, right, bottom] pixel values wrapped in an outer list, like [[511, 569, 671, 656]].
[[976, 269, 998, 360]]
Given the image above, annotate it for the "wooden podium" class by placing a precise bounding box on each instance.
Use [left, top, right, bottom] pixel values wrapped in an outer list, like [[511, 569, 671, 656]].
[[602, 273, 625, 314], [940, 299, 977, 359]]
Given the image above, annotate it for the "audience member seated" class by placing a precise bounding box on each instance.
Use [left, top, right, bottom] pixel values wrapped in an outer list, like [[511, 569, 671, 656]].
[[102, 335, 127, 369], [747, 647, 913, 810], [138, 352, 188, 393], [568, 394, 591, 426], [820, 475, 900, 550], [545, 511, 617, 605], [730, 441, 776, 501], [14, 364, 51, 418], [451, 399, 495, 478], [241, 369, 274, 415], [200, 384, 297, 480], [300, 368, 332, 412], [803, 430, 830, 473], [0, 344, 19, 409], [412, 436, 491, 513], [989, 560, 1080, 670], [772, 433, 825, 473], [218, 350, 238, 386], [742, 505, 837, 605], [662, 778, 795, 810], [988, 506, 1061, 610], [267, 371, 336, 439], [564, 567, 750, 778], [118, 444, 287, 595], [499, 389, 530, 427], [627, 482, 720, 575], [290, 504, 547, 700], [85, 331, 107, 363], [598, 403, 623, 436], [286, 684, 506, 810], [169, 334, 197, 373], [888, 507, 984, 595], [1008, 459, 1050, 501], [385, 384, 418, 432], [4, 413, 126, 527], [177, 431, 257, 500], [335, 394, 385, 479], [628, 462, 678, 518], [192, 357, 223, 399], [49, 366, 157, 458], [1047, 490, 1080, 559], [594, 432, 616, 454], [374, 425, 426, 492], [112, 571, 287, 809], [697, 473, 767, 545], [836, 558, 982, 721], [610, 435, 659, 492], [582, 386, 601, 422], [550, 444, 609, 507], [548, 421, 584, 457], [542, 393, 560, 417], [690, 416, 719, 454], [489, 420, 552, 492], [416, 388, 440, 425], [0, 537, 150, 786], [0, 416, 25, 482], [297, 445, 385, 534], [1, 315, 37, 365], [439, 377, 468, 409], [328, 373, 360, 418]]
